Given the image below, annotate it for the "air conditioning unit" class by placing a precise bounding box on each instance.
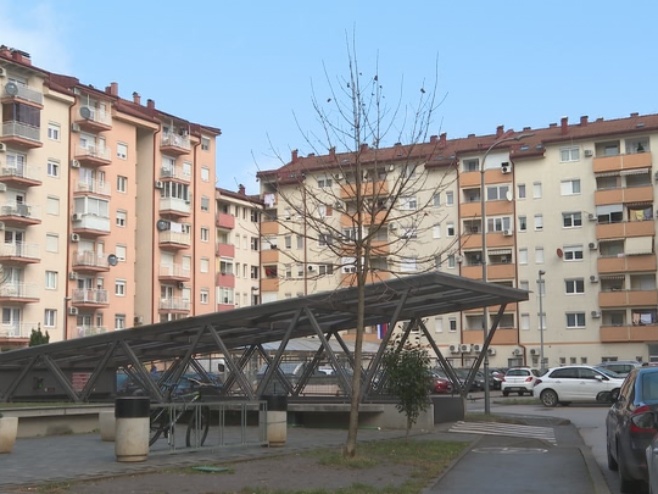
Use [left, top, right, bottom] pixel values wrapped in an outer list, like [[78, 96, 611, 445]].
[[0, 143, 6, 152], [530, 348, 538, 356], [68, 307, 79, 316], [134, 316, 143, 325], [154, 180, 164, 189], [308, 265, 316, 272], [0, 184, 6, 193], [590, 275, 599, 283], [472, 344, 482, 353], [0, 67, 6, 77], [388, 222, 398, 230], [487, 347, 496, 356], [591, 310, 601, 319], [588, 242, 597, 250], [71, 233, 80, 242], [177, 282, 185, 289], [584, 149, 593, 157], [449, 344, 459, 354], [513, 348, 522, 356], [503, 229, 513, 237], [501, 162, 511, 174], [333, 173, 343, 181], [334, 200, 345, 211], [71, 213, 82, 222], [71, 160, 80, 168], [460, 343, 472, 353], [71, 123, 81, 133], [588, 213, 597, 222], [68, 272, 78, 280], [455, 254, 464, 263]]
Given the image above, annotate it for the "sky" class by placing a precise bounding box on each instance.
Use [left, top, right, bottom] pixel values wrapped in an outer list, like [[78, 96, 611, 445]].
[[2, 0, 658, 194]]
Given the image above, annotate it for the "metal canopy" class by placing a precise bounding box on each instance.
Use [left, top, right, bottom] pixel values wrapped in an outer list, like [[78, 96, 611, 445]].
[[0, 272, 529, 403]]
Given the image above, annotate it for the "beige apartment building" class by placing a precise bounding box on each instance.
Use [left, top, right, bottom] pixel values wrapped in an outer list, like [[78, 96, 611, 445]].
[[0, 47, 219, 348], [257, 113, 658, 369]]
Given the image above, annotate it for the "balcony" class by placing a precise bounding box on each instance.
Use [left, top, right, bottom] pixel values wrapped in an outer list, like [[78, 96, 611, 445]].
[[160, 166, 190, 183], [158, 197, 191, 218], [74, 106, 112, 133], [599, 289, 658, 307], [72, 250, 110, 273], [71, 213, 111, 236], [261, 248, 279, 264], [0, 321, 35, 339], [598, 255, 656, 273], [0, 165, 41, 187], [0, 122, 42, 149], [159, 264, 191, 282], [0, 203, 41, 227], [597, 220, 655, 240], [339, 180, 388, 199], [73, 145, 112, 167], [595, 185, 654, 206], [159, 297, 190, 312], [160, 133, 191, 156], [216, 212, 235, 230], [1, 82, 43, 107], [216, 272, 235, 287], [0, 242, 40, 265], [71, 288, 108, 308], [217, 242, 235, 258], [74, 326, 108, 338], [600, 324, 658, 343], [459, 170, 482, 187], [158, 231, 191, 250], [593, 152, 652, 174], [340, 271, 391, 287], [261, 220, 279, 235], [74, 179, 111, 196], [0, 282, 39, 303], [261, 277, 279, 292]]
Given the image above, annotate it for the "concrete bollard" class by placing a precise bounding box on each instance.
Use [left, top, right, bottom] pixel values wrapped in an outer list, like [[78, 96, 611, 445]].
[[264, 395, 287, 447], [99, 410, 116, 441], [114, 397, 150, 462]]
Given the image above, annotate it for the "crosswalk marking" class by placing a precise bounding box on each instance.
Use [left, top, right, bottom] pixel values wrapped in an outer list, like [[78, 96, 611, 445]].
[[448, 421, 557, 445]]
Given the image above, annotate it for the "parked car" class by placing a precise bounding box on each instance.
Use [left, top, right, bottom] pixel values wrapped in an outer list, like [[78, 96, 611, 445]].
[[429, 369, 454, 394], [489, 368, 506, 390], [452, 368, 487, 392], [607, 366, 658, 492], [501, 367, 541, 397], [534, 365, 625, 407], [597, 360, 644, 377]]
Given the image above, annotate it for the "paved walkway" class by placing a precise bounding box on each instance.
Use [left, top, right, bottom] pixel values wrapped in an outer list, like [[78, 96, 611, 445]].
[[0, 417, 611, 493]]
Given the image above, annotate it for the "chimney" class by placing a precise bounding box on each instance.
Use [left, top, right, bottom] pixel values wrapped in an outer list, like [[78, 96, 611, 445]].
[[439, 132, 447, 147], [329, 147, 336, 158], [147, 98, 155, 110], [132, 92, 141, 105], [11, 49, 31, 65], [561, 116, 568, 135], [496, 125, 504, 138], [0, 45, 11, 58], [630, 112, 639, 117], [108, 82, 118, 97], [580, 115, 588, 126], [360, 143, 369, 152], [291, 149, 298, 162], [238, 184, 246, 195]]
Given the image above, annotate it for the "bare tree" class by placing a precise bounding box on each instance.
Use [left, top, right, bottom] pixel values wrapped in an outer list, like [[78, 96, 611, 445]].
[[257, 34, 456, 457]]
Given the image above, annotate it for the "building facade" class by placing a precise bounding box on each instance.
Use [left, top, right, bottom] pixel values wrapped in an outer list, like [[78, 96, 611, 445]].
[[0, 47, 219, 348], [257, 113, 658, 369]]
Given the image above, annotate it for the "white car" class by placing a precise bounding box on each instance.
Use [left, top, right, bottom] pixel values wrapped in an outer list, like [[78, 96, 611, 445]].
[[501, 367, 541, 396], [533, 365, 625, 407]]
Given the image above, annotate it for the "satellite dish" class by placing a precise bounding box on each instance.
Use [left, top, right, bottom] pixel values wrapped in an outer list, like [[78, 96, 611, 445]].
[[5, 82, 18, 96], [79, 106, 92, 119], [107, 254, 118, 267], [156, 219, 169, 232], [556, 248, 564, 258], [505, 190, 513, 201]]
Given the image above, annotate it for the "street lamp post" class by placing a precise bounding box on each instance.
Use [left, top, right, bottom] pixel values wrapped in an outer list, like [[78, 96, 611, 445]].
[[480, 131, 534, 415], [538, 270, 546, 371]]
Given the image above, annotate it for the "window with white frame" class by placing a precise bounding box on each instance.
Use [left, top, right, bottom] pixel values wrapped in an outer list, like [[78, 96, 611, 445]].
[[520, 313, 530, 330], [201, 167, 210, 182], [446, 191, 454, 205], [487, 216, 511, 232], [535, 247, 545, 264], [434, 316, 443, 333], [48, 123, 60, 141], [116, 210, 127, 227], [200, 289, 209, 304], [44, 309, 56, 328], [284, 235, 291, 249], [201, 137, 210, 151], [220, 287, 234, 304], [46, 234, 58, 253], [117, 176, 127, 193], [46, 196, 60, 215], [318, 204, 332, 217], [200, 258, 209, 273], [517, 183, 526, 199], [115, 245, 127, 261], [518, 215, 527, 232], [45, 271, 57, 289], [183, 162, 192, 177], [201, 196, 210, 212], [449, 317, 457, 332], [563, 245, 584, 261], [560, 179, 581, 195], [47, 160, 59, 177], [296, 235, 303, 249], [462, 158, 479, 172], [560, 147, 580, 162], [447, 222, 455, 236], [518, 248, 528, 265], [116, 143, 128, 160], [533, 182, 542, 199], [341, 256, 356, 273], [519, 280, 529, 291], [563, 212, 582, 228], [433, 224, 441, 238], [399, 196, 417, 210], [487, 184, 510, 201], [200, 227, 209, 242], [565, 278, 585, 294], [433, 193, 441, 207], [317, 177, 333, 188], [115, 280, 126, 296], [447, 254, 456, 268], [400, 257, 417, 272], [534, 214, 543, 231], [566, 312, 586, 328]]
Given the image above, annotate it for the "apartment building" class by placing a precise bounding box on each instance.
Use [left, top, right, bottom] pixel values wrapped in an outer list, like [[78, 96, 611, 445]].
[[216, 185, 262, 310], [257, 113, 658, 368], [0, 47, 219, 347]]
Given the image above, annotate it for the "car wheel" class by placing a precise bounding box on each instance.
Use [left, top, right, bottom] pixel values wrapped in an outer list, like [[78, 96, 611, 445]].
[[540, 389, 558, 407], [518, 390, 524, 396], [502, 390, 509, 397], [607, 442, 618, 471]]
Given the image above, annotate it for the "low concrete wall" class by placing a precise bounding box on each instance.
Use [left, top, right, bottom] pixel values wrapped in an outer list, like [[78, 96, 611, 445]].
[[432, 395, 465, 423], [2, 406, 111, 438]]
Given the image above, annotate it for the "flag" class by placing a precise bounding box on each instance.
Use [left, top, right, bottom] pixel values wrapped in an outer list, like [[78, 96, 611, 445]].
[[376, 322, 389, 339]]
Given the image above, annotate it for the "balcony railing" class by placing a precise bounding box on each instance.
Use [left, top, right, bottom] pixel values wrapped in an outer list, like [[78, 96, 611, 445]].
[[160, 166, 191, 181], [159, 297, 190, 311], [2, 83, 43, 105], [73, 250, 109, 270], [71, 288, 108, 305], [71, 212, 111, 234], [0, 203, 41, 222], [1, 121, 41, 144], [0, 164, 41, 184], [75, 325, 108, 338], [159, 197, 191, 216], [0, 321, 36, 338], [0, 282, 39, 299], [75, 144, 111, 162], [159, 264, 191, 279], [161, 132, 191, 154], [0, 242, 40, 261], [75, 179, 111, 195], [159, 231, 191, 248]]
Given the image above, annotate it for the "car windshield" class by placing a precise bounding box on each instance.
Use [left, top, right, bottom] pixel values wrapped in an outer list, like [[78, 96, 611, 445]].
[[594, 366, 623, 379]]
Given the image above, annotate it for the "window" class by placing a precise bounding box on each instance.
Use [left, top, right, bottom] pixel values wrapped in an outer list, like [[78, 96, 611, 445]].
[[183, 162, 192, 177], [563, 245, 583, 261], [433, 224, 441, 238], [517, 184, 526, 199], [535, 247, 545, 264], [518, 248, 528, 265], [116, 245, 127, 261], [446, 191, 454, 205], [317, 177, 333, 188], [534, 214, 543, 231], [296, 234, 303, 249], [434, 317, 443, 333], [447, 254, 456, 268], [446, 222, 455, 237], [115, 280, 126, 296], [116, 143, 128, 160], [220, 287, 234, 304], [520, 313, 530, 330], [116, 210, 127, 227], [200, 289, 209, 304], [296, 263, 304, 277], [565, 279, 585, 294], [318, 264, 334, 275], [201, 137, 210, 151], [487, 216, 511, 232], [533, 182, 542, 199], [560, 147, 580, 162], [45, 271, 57, 289], [566, 312, 586, 328], [519, 280, 529, 291], [115, 315, 126, 330], [44, 309, 56, 328], [47, 123, 60, 141], [399, 196, 417, 211], [201, 167, 210, 182], [518, 216, 527, 232], [250, 237, 259, 251], [46, 196, 60, 215], [563, 212, 582, 228], [284, 235, 292, 249], [463, 158, 479, 172], [47, 160, 59, 177], [200, 227, 209, 242], [487, 184, 510, 201], [318, 233, 333, 246], [117, 176, 127, 193], [318, 204, 332, 217], [449, 317, 457, 332], [46, 234, 58, 253], [433, 193, 441, 207], [341, 257, 356, 273], [250, 209, 259, 222], [561, 179, 581, 195], [400, 257, 417, 272], [201, 196, 210, 212]]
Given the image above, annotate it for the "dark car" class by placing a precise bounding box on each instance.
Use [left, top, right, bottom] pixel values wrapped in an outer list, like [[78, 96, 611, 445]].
[[606, 366, 658, 492], [429, 369, 454, 394], [452, 368, 486, 392]]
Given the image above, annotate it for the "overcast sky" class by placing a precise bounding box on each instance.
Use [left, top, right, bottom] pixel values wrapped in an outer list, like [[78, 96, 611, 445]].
[[3, 0, 657, 193]]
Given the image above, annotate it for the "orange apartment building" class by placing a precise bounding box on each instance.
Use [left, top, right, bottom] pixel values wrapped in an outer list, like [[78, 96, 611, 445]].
[[0, 47, 219, 348]]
